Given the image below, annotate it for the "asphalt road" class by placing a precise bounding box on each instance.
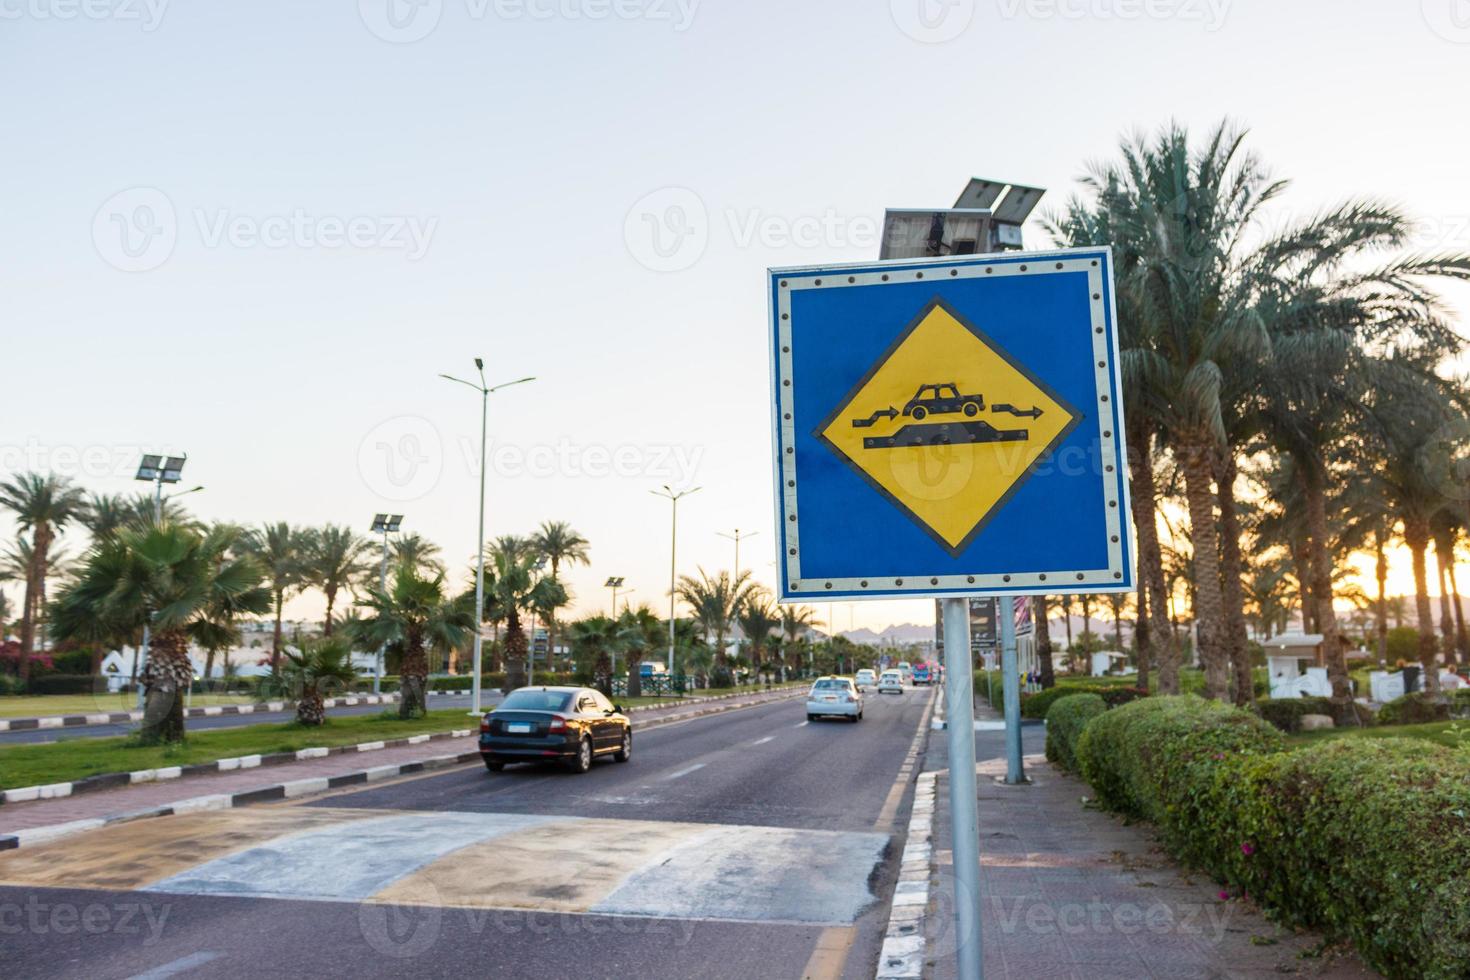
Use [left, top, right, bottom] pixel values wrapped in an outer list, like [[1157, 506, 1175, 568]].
[[0, 686, 935, 980], [0, 693, 502, 745]]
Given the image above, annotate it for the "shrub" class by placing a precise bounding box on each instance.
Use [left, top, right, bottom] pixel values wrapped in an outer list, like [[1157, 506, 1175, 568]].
[[1098, 686, 1149, 708], [24, 673, 105, 695], [1386, 626, 1419, 664], [1014, 683, 1148, 719], [1377, 692, 1451, 725], [0, 674, 22, 695], [1073, 696, 1470, 978], [1043, 693, 1105, 773], [1075, 696, 1282, 866], [49, 649, 96, 675], [1253, 696, 1334, 732]]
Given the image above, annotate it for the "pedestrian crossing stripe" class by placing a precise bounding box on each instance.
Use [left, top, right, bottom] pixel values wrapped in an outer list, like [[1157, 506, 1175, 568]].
[[0, 808, 889, 926]]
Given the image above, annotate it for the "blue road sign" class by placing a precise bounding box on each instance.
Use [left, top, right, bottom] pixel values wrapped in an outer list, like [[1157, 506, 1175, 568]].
[[768, 246, 1133, 601]]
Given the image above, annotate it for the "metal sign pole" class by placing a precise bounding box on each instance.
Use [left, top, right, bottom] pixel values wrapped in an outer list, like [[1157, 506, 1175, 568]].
[[998, 595, 1025, 784], [941, 596, 984, 980]]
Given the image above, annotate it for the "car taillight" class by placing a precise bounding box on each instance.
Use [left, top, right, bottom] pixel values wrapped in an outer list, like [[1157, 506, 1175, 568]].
[[546, 715, 568, 733], [479, 718, 491, 733], [843, 695, 856, 703]]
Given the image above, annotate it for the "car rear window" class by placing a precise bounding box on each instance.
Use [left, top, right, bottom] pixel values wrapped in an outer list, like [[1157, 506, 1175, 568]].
[[813, 679, 851, 690], [498, 690, 573, 712]]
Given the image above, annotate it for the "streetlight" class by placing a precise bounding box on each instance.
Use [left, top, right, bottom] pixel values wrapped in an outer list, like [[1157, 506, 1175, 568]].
[[651, 485, 700, 678], [440, 359, 534, 717], [604, 576, 625, 616], [716, 528, 758, 583], [369, 513, 404, 694], [132, 454, 200, 709], [528, 555, 547, 679]]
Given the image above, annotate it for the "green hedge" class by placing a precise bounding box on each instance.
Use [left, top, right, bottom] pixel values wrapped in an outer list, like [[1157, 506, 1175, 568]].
[[1253, 696, 1334, 732], [1043, 693, 1105, 773], [24, 673, 105, 695], [987, 681, 1148, 719], [1074, 696, 1470, 978], [1378, 692, 1452, 725]]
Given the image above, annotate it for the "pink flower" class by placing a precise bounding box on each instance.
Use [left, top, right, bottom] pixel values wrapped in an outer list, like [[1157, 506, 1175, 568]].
[[1218, 890, 1230, 901], [1240, 842, 1255, 856]]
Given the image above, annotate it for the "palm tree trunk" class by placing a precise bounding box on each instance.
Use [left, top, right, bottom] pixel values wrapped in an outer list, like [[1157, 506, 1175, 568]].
[[400, 624, 430, 718], [323, 586, 336, 637], [1433, 528, 1456, 668], [1299, 462, 1349, 703], [271, 592, 284, 674], [18, 526, 50, 682], [1403, 518, 1443, 698], [1293, 541, 1314, 632], [140, 629, 191, 743], [1035, 595, 1055, 689], [1127, 421, 1173, 693], [1450, 561, 1468, 667], [504, 608, 529, 691], [1179, 444, 1229, 701], [1217, 453, 1254, 706], [1375, 528, 1389, 663]]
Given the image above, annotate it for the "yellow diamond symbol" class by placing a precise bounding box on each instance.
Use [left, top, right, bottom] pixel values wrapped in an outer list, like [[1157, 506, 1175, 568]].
[[816, 298, 1081, 556]]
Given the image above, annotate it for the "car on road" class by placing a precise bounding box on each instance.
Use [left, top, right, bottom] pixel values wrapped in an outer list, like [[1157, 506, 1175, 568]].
[[877, 669, 904, 694], [854, 668, 877, 691], [479, 686, 631, 774], [912, 662, 932, 685], [896, 661, 913, 683], [807, 676, 862, 722]]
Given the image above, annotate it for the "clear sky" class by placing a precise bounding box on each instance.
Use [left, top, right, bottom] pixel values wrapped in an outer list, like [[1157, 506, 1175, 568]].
[[3, 0, 1468, 630]]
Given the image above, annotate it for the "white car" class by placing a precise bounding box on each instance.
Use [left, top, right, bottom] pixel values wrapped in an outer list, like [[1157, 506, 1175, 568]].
[[877, 669, 904, 694], [806, 677, 863, 722], [896, 661, 913, 683], [854, 669, 877, 691]]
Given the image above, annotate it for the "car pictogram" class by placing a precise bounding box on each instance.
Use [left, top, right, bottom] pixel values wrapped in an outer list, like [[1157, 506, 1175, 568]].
[[901, 383, 985, 421]]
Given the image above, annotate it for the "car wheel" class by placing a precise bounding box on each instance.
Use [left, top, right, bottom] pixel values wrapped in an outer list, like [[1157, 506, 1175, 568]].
[[568, 737, 593, 774], [484, 759, 504, 772], [912, 406, 927, 421], [963, 401, 979, 417], [807, 713, 817, 722], [614, 731, 632, 763]]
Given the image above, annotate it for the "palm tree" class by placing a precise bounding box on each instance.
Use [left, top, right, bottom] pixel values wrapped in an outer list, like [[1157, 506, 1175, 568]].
[[735, 594, 779, 680], [614, 604, 664, 697], [51, 522, 270, 742], [355, 566, 474, 717], [484, 544, 567, 690], [778, 605, 817, 678], [392, 533, 445, 576], [281, 635, 358, 725], [569, 614, 618, 694], [1034, 595, 1057, 688], [530, 520, 590, 666], [245, 523, 310, 673], [0, 473, 88, 681], [302, 525, 372, 636], [1368, 357, 1467, 698], [675, 568, 758, 685]]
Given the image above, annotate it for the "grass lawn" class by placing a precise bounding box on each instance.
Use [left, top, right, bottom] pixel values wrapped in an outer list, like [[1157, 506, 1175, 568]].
[[0, 709, 478, 790], [0, 691, 265, 719], [1284, 719, 1470, 751]]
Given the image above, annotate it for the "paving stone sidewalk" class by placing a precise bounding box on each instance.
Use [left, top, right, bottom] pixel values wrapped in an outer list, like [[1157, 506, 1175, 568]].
[[0, 689, 801, 838], [919, 700, 1376, 979]]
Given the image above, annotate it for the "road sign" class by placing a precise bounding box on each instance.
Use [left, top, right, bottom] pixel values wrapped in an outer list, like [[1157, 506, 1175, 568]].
[[768, 247, 1133, 601]]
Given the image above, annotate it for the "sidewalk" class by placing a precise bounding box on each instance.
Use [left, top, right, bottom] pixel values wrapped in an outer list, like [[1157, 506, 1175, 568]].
[[0, 688, 803, 844], [916, 697, 1373, 979]]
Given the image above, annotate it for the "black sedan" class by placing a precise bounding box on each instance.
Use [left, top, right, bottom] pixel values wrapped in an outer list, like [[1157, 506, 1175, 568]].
[[479, 686, 632, 774]]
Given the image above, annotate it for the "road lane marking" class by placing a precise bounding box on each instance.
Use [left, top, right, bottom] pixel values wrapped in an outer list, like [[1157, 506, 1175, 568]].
[[126, 952, 221, 980], [751, 735, 776, 745], [663, 763, 706, 781], [795, 721, 808, 727]]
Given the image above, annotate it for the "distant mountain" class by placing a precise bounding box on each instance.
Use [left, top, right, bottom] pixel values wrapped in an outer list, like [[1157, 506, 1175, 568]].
[[841, 623, 932, 646]]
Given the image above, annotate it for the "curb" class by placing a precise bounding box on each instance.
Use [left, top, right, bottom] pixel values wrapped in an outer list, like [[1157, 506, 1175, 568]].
[[0, 688, 807, 849], [0, 692, 432, 732], [876, 770, 938, 979]]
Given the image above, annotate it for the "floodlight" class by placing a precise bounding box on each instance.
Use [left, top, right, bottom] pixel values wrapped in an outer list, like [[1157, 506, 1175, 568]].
[[371, 514, 390, 532], [387, 515, 404, 532], [605, 576, 625, 588], [160, 456, 187, 484], [135, 454, 163, 481]]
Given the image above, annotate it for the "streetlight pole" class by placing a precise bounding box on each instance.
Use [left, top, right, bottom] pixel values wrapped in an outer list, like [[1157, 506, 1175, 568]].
[[651, 485, 700, 677], [441, 359, 534, 717], [605, 576, 625, 617], [717, 528, 758, 583], [369, 514, 403, 695]]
